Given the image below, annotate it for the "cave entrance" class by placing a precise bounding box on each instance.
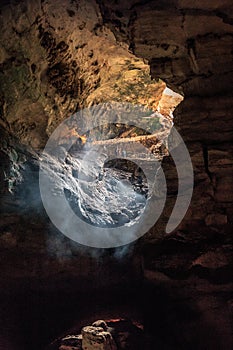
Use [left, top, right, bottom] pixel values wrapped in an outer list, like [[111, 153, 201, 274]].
[[62, 84, 183, 232]]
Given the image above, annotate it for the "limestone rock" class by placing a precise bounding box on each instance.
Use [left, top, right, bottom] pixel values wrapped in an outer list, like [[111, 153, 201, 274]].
[[205, 213, 228, 226], [59, 334, 82, 350], [98, 0, 233, 237], [0, 0, 169, 150], [92, 320, 108, 331], [192, 249, 232, 270], [81, 325, 117, 350]]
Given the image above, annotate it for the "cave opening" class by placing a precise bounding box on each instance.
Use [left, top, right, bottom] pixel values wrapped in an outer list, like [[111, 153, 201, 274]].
[[39, 85, 183, 234]]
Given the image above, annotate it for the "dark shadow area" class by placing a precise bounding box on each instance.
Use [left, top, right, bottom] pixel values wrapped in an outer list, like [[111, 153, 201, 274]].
[[0, 276, 232, 350]]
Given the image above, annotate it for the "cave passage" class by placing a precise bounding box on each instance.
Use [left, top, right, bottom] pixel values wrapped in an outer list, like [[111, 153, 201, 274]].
[[40, 86, 183, 232]]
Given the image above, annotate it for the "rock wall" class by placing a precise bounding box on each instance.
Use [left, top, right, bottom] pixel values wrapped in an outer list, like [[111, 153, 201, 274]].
[[96, 0, 233, 270], [95, 1, 233, 349], [98, 1, 233, 205], [0, 0, 166, 149]]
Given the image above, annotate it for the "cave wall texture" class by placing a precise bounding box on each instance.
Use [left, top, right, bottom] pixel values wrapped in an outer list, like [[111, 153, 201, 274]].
[[0, 1, 232, 350]]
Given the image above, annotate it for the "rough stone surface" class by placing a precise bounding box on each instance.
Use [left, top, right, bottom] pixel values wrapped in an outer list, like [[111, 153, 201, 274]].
[[97, 2, 233, 349], [0, 1, 232, 350], [81, 326, 117, 350], [0, 0, 169, 150], [51, 319, 146, 350], [59, 335, 82, 350]]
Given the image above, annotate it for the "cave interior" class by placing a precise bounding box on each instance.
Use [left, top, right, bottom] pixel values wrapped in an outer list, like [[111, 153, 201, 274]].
[[0, 1, 232, 349]]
